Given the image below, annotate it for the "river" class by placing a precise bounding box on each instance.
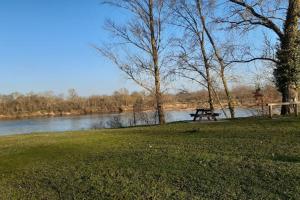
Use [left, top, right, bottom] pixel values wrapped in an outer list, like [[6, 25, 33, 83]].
[[0, 108, 257, 136]]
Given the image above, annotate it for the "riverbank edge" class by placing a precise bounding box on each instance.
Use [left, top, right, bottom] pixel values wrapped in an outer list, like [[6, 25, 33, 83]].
[[0, 102, 259, 121]]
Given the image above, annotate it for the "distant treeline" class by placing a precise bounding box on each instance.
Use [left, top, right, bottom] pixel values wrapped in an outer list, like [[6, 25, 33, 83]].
[[0, 85, 280, 119]]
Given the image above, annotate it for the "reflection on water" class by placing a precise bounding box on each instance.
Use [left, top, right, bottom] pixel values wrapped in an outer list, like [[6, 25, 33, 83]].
[[0, 108, 256, 136]]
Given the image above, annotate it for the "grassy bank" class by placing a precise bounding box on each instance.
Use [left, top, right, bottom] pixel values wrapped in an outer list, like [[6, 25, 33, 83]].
[[0, 118, 299, 199]]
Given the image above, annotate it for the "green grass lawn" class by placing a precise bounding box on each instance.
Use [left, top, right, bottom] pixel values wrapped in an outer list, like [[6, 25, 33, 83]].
[[0, 118, 299, 199]]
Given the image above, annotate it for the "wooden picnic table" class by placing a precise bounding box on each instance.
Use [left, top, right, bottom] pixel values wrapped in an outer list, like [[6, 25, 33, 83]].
[[190, 108, 220, 121]]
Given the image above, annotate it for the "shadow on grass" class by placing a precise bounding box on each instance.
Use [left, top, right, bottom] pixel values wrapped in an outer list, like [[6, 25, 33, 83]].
[[272, 154, 300, 163]]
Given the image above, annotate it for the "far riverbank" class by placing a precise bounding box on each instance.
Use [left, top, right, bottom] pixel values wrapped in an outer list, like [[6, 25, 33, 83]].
[[0, 101, 261, 121]]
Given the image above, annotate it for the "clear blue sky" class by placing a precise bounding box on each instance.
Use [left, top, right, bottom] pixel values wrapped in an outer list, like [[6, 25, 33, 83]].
[[0, 0, 140, 96], [0, 0, 274, 96]]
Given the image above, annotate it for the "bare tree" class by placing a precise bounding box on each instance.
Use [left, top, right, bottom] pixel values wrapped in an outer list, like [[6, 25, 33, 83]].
[[220, 0, 300, 114], [170, 0, 215, 111], [196, 0, 236, 118], [170, 0, 236, 118], [96, 0, 174, 124]]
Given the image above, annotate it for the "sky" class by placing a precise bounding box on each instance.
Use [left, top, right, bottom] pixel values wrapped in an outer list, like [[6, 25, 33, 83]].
[[0, 0, 277, 96], [0, 0, 142, 96]]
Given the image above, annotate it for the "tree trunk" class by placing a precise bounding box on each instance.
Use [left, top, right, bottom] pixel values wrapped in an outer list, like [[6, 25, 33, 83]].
[[206, 65, 214, 111], [220, 68, 235, 118], [281, 88, 290, 115], [194, 0, 214, 111], [149, 0, 165, 124], [211, 86, 229, 118], [275, 0, 300, 115], [197, 0, 235, 118], [198, 31, 214, 111]]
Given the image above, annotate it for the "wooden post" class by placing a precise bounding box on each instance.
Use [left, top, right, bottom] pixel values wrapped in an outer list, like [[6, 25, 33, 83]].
[[269, 105, 273, 118], [295, 104, 298, 117]]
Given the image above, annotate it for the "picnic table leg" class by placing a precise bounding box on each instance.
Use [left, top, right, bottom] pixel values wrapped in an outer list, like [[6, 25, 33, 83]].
[[193, 110, 199, 121]]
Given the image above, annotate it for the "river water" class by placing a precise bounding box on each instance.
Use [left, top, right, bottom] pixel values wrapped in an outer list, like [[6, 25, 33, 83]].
[[0, 108, 256, 136]]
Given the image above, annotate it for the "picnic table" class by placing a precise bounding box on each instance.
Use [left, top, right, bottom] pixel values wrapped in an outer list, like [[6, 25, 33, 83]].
[[190, 108, 220, 121]]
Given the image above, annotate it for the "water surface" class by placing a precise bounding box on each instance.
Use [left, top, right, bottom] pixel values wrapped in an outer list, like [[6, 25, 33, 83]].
[[0, 108, 256, 136]]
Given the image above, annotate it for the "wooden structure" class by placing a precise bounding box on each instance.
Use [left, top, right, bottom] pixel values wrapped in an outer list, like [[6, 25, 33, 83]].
[[266, 102, 300, 118], [190, 109, 220, 121]]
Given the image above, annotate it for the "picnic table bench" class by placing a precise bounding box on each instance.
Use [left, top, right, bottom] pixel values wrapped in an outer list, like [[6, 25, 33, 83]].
[[190, 108, 220, 121]]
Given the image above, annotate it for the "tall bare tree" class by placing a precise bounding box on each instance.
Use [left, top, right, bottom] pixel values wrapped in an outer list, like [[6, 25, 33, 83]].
[[171, 0, 215, 111], [196, 0, 236, 118], [171, 0, 236, 118], [221, 0, 300, 114], [97, 0, 173, 124]]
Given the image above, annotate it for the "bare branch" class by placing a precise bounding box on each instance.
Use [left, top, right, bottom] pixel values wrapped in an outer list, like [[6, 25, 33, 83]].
[[228, 0, 284, 38]]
